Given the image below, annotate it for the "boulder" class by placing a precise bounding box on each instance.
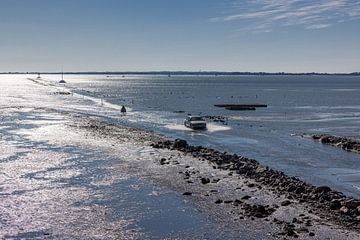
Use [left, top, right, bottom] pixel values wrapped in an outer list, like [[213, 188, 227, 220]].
[[255, 165, 267, 173], [201, 177, 211, 184], [329, 200, 341, 210], [340, 206, 349, 214], [315, 186, 332, 193], [173, 139, 188, 148]]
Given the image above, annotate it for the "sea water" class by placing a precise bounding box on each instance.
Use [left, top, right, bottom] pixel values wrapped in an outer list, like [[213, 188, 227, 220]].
[[51, 74, 360, 198]]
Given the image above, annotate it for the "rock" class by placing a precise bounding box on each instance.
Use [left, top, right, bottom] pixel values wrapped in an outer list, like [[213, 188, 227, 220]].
[[320, 136, 331, 144], [201, 177, 211, 184], [243, 204, 276, 218], [295, 186, 306, 194], [173, 139, 188, 148], [233, 199, 243, 206], [255, 165, 267, 173], [342, 199, 360, 209], [340, 206, 349, 214], [309, 232, 315, 237], [215, 199, 223, 204], [287, 185, 297, 192], [312, 135, 321, 140], [212, 178, 220, 183], [281, 200, 292, 206], [329, 200, 341, 210], [296, 227, 308, 233], [315, 186, 332, 193], [183, 192, 192, 196], [241, 195, 251, 200], [160, 158, 167, 165], [282, 223, 298, 237]]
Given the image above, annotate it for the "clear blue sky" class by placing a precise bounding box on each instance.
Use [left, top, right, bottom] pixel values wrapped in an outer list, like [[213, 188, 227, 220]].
[[1, 0, 359, 73]]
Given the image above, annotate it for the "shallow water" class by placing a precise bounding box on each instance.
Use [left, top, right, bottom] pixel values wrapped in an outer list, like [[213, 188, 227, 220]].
[[17, 74, 360, 198], [1, 74, 360, 239], [0, 97, 237, 239], [43, 74, 360, 198]]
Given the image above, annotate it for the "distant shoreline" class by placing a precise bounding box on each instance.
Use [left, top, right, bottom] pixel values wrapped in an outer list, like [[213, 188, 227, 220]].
[[1, 71, 360, 76]]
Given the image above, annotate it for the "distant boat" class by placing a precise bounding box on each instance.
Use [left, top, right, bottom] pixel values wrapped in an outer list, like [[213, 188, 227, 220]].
[[59, 71, 66, 83], [121, 105, 127, 114]]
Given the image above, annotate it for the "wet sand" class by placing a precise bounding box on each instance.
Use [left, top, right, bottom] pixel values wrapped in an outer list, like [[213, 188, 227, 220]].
[[0, 76, 359, 239]]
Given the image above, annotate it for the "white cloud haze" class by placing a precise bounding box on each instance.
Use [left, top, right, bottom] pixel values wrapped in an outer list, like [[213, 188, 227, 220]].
[[213, 0, 360, 32]]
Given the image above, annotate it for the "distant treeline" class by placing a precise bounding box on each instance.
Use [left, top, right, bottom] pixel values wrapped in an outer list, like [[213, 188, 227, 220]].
[[1, 71, 360, 76]]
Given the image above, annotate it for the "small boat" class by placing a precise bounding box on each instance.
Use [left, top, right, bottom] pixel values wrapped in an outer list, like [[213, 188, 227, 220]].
[[121, 105, 127, 114], [184, 115, 207, 130], [59, 71, 66, 83]]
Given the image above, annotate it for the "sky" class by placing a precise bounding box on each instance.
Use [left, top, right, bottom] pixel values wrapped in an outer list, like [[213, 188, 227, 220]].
[[0, 0, 359, 73]]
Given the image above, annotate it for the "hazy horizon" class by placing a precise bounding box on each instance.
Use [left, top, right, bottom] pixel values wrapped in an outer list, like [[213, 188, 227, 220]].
[[1, 70, 360, 74], [1, 0, 359, 73]]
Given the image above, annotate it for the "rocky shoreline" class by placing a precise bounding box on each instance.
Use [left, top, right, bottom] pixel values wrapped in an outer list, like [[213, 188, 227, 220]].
[[305, 134, 360, 154], [78, 118, 360, 238], [151, 138, 360, 231]]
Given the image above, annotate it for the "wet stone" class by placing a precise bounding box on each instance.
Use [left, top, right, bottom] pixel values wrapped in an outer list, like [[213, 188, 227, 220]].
[[281, 200, 292, 206], [241, 195, 251, 200], [201, 177, 211, 184]]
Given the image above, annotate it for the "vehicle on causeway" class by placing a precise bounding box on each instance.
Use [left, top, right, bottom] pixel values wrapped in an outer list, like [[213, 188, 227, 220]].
[[184, 115, 207, 130]]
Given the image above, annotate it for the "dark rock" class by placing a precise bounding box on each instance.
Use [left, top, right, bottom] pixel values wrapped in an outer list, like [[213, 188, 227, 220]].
[[233, 199, 243, 206], [281, 200, 292, 206], [295, 186, 306, 194], [243, 204, 276, 218], [282, 223, 298, 237], [342, 199, 360, 209], [315, 186, 332, 193], [160, 158, 167, 165], [201, 177, 211, 184], [215, 199, 223, 204], [320, 136, 331, 143], [173, 139, 188, 148], [241, 195, 251, 200], [212, 178, 220, 183], [183, 192, 192, 196], [330, 200, 342, 210]]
